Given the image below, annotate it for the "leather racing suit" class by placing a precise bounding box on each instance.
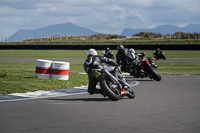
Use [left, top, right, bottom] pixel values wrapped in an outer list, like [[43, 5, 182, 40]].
[[83, 55, 118, 94]]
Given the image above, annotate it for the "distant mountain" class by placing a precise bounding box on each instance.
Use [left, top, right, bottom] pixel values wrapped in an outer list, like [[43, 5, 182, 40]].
[[8, 23, 100, 42], [121, 24, 200, 36]]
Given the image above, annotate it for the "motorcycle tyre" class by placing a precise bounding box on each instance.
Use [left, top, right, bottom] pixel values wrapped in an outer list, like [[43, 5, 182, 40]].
[[100, 80, 121, 101], [127, 88, 135, 99], [147, 66, 162, 81]]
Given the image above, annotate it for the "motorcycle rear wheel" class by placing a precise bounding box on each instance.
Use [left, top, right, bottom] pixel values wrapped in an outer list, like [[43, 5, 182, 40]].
[[100, 80, 121, 101]]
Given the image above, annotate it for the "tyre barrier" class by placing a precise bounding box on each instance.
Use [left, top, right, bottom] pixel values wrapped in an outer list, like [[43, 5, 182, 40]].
[[35, 59, 53, 79], [52, 61, 70, 80], [35, 59, 70, 80]]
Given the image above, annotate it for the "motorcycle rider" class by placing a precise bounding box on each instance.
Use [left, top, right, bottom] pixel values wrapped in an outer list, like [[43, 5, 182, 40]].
[[127, 48, 141, 77], [104, 47, 114, 59], [116, 45, 129, 71], [127, 48, 136, 66], [156, 48, 167, 60], [83, 48, 119, 95], [154, 48, 163, 60]]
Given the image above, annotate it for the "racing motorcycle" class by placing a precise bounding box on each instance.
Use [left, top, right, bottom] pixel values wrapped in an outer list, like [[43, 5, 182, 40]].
[[153, 50, 166, 60], [102, 48, 114, 59], [129, 52, 162, 81], [91, 64, 135, 101]]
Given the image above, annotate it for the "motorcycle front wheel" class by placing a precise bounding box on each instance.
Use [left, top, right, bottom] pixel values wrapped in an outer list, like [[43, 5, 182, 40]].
[[147, 66, 162, 81], [127, 87, 135, 98], [100, 80, 121, 101]]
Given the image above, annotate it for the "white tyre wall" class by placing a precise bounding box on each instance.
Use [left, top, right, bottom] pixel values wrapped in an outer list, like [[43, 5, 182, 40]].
[[35, 59, 53, 79], [51, 61, 70, 80]]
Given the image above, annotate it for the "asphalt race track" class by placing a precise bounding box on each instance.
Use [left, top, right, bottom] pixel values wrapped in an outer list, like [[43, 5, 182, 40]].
[[0, 75, 200, 133]]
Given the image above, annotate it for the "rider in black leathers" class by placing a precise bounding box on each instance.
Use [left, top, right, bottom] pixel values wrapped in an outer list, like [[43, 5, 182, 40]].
[[104, 48, 114, 59], [116, 45, 129, 71], [83, 49, 118, 95], [153, 48, 166, 60]]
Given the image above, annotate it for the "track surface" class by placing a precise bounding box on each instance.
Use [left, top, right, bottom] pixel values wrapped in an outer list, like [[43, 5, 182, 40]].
[[0, 75, 200, 133]]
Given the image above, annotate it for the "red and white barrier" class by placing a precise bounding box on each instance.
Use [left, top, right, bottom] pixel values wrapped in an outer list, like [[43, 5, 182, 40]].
[[35, 59, 53, 79], [52, 61, 70, 80], [35, 59, 70, 80]]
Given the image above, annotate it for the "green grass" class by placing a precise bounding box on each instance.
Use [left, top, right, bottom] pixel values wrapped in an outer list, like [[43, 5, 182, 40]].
[[156, 62, 200, 75], [0, 50, 88, 58], [1, 50, 200, 58], [0, 61, 88, 94]]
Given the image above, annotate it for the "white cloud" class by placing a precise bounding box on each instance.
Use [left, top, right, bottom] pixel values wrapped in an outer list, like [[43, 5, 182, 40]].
[[0, 0, 199, 37]]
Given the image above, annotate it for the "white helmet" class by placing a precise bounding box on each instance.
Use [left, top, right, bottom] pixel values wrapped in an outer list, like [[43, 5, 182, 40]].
[[128, 48, 135, 59], [87, 48, 97, 57], [128, 48, 135, 54]]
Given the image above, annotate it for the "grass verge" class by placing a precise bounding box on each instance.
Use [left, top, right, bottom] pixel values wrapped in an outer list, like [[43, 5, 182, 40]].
[[0, 61, 88, 94], [156, 62, 200, 75]]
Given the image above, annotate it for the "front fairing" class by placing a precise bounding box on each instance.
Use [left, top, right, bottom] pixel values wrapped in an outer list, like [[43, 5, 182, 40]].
[[140, 59, 150, 70], [103, 64, 116, 72]]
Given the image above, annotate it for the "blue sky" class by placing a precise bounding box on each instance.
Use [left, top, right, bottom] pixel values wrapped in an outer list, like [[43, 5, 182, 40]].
[[0, 0, 200, 37]]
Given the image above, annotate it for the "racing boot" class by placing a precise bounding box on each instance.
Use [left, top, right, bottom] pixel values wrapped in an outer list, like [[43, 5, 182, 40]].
[[121, 86, 129, 97], [96, 89, 106, 97], [88, 88, 99, 95], [88, 88, 106, 97]]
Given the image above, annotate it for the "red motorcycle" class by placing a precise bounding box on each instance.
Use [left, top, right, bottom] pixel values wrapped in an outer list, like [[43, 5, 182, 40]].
[[129, 53, 162, 81]]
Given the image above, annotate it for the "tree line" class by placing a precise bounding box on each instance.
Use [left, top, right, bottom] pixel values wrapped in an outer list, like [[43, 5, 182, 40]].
[[133, 31, 200, 39]]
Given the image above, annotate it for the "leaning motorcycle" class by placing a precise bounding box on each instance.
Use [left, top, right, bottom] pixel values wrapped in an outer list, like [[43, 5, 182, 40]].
[[153, 51, 166, 60], [129, 53, 162, 81], [91, 64, 135, 101]]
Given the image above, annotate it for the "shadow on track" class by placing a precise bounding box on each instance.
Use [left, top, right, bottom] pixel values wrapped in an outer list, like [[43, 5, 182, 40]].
[[49, 97, 111, 102], [125, 76, 155, 82], [127, 79, 153, 82], [126, 78, 153, 82], [49, 96, 133, 102]]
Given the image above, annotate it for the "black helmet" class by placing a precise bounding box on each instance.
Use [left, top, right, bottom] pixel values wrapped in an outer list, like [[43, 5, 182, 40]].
[[105, 51, 113, 58], [117, 45, 124, 51], [105, 47, 110, 52]]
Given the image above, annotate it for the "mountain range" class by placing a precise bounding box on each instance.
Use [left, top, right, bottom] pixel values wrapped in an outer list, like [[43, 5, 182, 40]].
[[121, 24, 200, 36], [8, 23, 100, 42], [8, 23, 200, 42]]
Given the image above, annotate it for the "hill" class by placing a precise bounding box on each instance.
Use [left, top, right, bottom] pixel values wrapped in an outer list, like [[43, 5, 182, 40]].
[[8, 23, 100, 42], [121, 24, 200, 36]]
